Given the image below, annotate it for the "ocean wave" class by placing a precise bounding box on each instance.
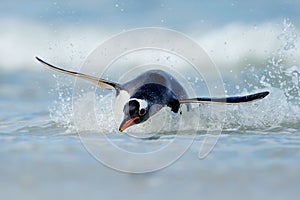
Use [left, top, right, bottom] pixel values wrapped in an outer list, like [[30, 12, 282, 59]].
[[0, 18, 299, 71]]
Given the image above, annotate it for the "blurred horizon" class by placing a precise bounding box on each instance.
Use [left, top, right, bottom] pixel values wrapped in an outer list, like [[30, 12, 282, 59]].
[[2, 0, 300, 28], [0, 0, 299, 71]]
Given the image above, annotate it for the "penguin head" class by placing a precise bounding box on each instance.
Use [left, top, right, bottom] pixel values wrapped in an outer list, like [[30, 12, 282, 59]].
[[118, 83, 181, 132], [119, 98, 150, 132]]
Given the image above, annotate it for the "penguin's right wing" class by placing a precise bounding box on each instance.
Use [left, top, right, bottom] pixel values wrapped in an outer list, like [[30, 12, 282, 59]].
[[179, 91, 269, 104], [36, 57, 121, 90]]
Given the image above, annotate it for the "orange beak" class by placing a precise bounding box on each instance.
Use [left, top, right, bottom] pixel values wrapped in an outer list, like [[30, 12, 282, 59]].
[[119, 116, 140, 132]]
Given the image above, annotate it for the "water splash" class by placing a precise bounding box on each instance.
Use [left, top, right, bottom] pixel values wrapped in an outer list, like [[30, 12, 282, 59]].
[[236, 19, 300, 130], [277, 19, 298, 51], [259, 19, 299, 104], [49, 75, 74, 133], [49, 19, 300, 133]]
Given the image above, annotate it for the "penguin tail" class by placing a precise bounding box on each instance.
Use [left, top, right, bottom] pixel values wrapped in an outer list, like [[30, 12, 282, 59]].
[[179, 91, 269, 104]]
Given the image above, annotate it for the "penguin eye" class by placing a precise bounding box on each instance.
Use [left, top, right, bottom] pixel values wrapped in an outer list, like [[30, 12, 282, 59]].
[[139, 108, 146, 116]]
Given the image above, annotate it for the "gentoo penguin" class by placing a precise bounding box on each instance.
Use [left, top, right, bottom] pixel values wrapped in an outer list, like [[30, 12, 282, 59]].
[[36, 57, 269, 132]]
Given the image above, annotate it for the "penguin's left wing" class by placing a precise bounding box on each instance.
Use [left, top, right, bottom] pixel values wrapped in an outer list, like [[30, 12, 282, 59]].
[[36, 57, 121, 90], [179, 91, 269, 104]]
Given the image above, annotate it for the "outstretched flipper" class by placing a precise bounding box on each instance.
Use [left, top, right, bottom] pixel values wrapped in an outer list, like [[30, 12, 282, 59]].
[[36, 57, 121, 90], [179, 91, 269, 104]]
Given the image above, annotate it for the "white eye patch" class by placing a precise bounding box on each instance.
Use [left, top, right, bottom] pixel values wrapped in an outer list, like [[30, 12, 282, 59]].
[[129, 98, 148, 110]]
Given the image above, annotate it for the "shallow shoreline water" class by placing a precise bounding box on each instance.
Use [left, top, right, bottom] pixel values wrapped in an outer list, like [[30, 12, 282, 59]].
[[1, 68, 300, 200], [1, 126, 300, 200]]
